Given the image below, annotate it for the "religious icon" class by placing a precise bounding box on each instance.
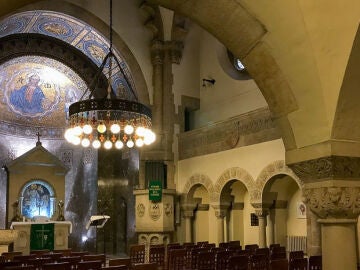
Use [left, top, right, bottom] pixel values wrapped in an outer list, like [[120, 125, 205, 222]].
[[9, 73, 45, 114], [297, 202, 307, 218]]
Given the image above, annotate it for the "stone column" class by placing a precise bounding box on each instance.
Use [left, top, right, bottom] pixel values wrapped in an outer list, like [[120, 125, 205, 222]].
[[288, 153, 360, 270], [150, 39, 164, 140], [255, 208, 268, 248], [306, 208, 322, 256], [266, 210, 274, 246], [303, 184, 360, 270], [211, 204, 230, 244], [181, 204, 196, 243]]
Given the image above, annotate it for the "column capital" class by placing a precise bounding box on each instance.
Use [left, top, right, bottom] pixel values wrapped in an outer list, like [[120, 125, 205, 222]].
[[303, 183, 360, 219], [166, 40, 184, 64], [254, 208, 269, 218], [151, 39, 164, 65], [181, 203, 196, 218], [251, 203, 271, 217], [211, 204, 230, 219]]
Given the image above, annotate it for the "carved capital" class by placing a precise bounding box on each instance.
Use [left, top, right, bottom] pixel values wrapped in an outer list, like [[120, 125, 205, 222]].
[[288, 156, 360, 182], [211, 204, 230, 219], [169, 40, 184, 64], [151, 39, 164, 65], [303, 186, 360, 219], [254, 208, 269, 218], [181, 203, 196, 218]]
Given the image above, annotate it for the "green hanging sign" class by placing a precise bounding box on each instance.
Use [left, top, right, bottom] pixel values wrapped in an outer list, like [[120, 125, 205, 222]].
[[149, 181, 162, 201]]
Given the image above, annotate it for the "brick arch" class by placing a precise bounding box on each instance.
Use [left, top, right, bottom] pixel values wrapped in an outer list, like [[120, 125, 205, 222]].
[[182, 173, 215, 203], [255, 160, 303, 202], [212, 167, 256, 204]]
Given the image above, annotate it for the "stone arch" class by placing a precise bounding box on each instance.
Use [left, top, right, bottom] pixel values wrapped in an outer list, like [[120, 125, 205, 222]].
[[148, 0, 298, 149], [1, 1, 299, 148], [182, 173, 215, 203], [213, 167, 256, 204], [255, 160, 303, 202], [1, 0, 150, 105]]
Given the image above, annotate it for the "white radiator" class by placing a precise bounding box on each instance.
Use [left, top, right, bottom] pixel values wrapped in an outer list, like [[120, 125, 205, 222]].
[[286, 235, 307, 252]]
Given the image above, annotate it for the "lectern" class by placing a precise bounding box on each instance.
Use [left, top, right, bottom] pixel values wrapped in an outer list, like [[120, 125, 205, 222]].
[[86, 215, 110, 254], [85, 215, 110, 230]]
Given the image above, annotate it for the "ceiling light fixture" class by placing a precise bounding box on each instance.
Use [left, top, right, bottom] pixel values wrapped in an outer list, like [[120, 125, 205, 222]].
[[64, 0, 155, 149]]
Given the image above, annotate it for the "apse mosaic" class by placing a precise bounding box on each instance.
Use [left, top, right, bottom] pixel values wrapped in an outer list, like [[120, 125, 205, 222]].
[[0, 55, 86, 128], [0, 10, 135, 98]]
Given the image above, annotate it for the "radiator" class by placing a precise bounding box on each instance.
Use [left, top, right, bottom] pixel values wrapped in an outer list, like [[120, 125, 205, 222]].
[[286, 235, 307, 252]]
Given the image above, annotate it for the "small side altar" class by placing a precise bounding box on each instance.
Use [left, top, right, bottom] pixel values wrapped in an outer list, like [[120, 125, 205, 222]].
[[10, 221, 72, 254]]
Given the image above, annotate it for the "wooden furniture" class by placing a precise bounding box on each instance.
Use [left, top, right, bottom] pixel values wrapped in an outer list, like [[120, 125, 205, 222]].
[[42, 262, 71, 270], [83, 254, 106, 267], [1, 252, 22, 262], [108, 258, 131, 268], [132, 263, 157, 270], [215, 250, 232, 270], [289, 258, 308, 270], [270, 259, 288, 270], [57, 256, 81, 269], [196, 250, 215, 270], [309, 255, 322, 270], [226, 255, 249, 270], [289, 251, 305, 262], [77, 260, 103, 270], [3, 266, 35, 270], [249, 254, 269, 270], [168, 249, 186, 270], [101, 266, 128, 270], [149, 245, 165, 268], [129, 245, 145, 265], [52, 249, 71, 257]]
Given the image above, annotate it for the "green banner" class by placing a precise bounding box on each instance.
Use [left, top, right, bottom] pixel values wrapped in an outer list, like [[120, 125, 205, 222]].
[[149, 181, 162, 201], [30, 223, 54, 251]]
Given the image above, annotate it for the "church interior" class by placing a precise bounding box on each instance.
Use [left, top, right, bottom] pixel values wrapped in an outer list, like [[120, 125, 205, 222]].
[[0, 1, 359, 270]]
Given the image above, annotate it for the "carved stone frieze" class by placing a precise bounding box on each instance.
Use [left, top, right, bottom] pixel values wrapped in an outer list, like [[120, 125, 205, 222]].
[[178, 107, 280, 160], [303, 186, 360, 219], [288, 156, 360, 182]]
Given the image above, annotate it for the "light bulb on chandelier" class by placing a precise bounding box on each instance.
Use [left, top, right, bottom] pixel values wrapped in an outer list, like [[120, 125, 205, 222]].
[[64, 0, 155, 149]]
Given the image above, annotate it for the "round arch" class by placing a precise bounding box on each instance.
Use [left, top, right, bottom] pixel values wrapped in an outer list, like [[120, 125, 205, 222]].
[[148, 0, 298, 148], [213, 167, 256, 204], [256, 160, 303, 203], [182, 173, 215, 203], [0, 0, 150, 105]]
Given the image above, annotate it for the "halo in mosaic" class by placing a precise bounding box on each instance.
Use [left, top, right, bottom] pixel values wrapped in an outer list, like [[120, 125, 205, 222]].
[[0, 55, 86, 129], [0, 10, 136, 100]]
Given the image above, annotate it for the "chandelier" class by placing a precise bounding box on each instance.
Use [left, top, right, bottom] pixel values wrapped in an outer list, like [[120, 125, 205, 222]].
[[64, 0, 155, 150]]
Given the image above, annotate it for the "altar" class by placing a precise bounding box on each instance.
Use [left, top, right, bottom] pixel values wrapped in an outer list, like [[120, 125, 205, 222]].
[[10, 221, 72, 255]]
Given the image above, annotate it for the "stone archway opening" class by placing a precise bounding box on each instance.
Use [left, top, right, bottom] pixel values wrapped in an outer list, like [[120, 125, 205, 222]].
[[263, 174, 305, 250]]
